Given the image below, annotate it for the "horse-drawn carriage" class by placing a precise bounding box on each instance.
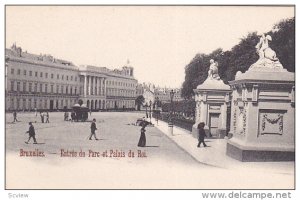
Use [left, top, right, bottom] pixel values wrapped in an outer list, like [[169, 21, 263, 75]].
[[71, 104, 89, 122]]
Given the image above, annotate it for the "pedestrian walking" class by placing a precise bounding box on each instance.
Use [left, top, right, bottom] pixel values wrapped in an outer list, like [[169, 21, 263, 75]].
[[64, 112, 69, 121], [89, 118, 98, 140], [197, 122, 207, 148], [138, 123, 147, 147], [40, 112, 44, 123], [89, 109, 92, 116], [71, 111, 75, 122], [25, 122, 37, 144], [45, 112, 50, 123], [34, 108, 37, 117], [13, 111, 18, 122]]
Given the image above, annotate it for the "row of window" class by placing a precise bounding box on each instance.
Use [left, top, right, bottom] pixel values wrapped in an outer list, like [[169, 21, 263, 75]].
[[10, 81, 81, 95], [107, 88, 136, 97], [8, 98, 78, 110], [106, 100, 135, 109], [107, 79, 136, 88], [10, 68, 137, 88], [10, 68, 78, 82]]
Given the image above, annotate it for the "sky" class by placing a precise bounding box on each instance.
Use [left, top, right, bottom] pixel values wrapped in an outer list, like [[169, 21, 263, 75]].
[[6, 6, 294, 88]]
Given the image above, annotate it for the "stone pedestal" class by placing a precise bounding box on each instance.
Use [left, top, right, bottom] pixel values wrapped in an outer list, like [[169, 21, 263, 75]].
[[192, 78, 231, 139], [226, 65, 295, 162]]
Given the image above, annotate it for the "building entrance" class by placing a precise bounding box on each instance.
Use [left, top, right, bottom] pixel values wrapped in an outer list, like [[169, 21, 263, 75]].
[[50, 100, 54, 110], [209, 113, 220, 137]]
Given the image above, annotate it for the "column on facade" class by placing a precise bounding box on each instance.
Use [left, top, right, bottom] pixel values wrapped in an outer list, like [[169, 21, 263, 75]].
[[99, 77, 102, 96], [98, 78, 101, 96], [84, 75, 87, 97], [92, 76, 96, 95], [199, 101, 208, 125], [95, 77, 98, 96], [195, 100, 200, 125], [97, 77, 101, 96], [220, 103, 227, 129], [203, 102, 209, 125], [87, 75, 91, 96], [91, 76, 95, 95], [102, 78, 105, 96], [94, 76, 97, 95], [104, 78, 107, 96]]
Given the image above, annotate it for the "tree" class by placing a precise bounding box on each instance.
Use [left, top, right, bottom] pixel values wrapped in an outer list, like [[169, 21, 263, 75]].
[[182, 49, 224, 98], [225, 32, 259, 82], [268, 17, 295, 72], [181, 17, 294, 99], [135, 95, 145, 111]]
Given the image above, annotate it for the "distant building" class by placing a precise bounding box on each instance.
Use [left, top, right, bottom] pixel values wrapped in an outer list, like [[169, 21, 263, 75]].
[[136, 83, 144, 97], [135, 82, 184, 105], [154, 87, 184, 103], [5, 44, 137, 111]]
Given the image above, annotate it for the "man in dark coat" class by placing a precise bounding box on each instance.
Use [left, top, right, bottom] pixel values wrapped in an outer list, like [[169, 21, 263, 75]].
[[45, 112, 50, 123], [197, 122, 207, 148], [13, 111, 18, 122], [25, 122, 37, 144], [40, 112, 44, 123], [89, 118, 98, 140]]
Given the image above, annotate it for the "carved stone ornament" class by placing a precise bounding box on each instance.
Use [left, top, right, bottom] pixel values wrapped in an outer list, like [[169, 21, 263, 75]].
[[198, 102, 201, 122], [259, 111, 284, 135], [236, 107, 247, 135], [233, 107, 237, 134]]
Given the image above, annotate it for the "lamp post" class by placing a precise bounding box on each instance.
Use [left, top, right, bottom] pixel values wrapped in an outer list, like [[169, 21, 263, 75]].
[[154, 97, 159, 125], [168, 89, 175, 135], [145, 102, 148, 118], [149, 100, 152, 124]]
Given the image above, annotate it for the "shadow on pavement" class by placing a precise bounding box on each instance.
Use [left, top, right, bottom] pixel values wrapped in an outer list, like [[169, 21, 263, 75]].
[[25, 142, 46, 145], [144, 145, 159, 148]]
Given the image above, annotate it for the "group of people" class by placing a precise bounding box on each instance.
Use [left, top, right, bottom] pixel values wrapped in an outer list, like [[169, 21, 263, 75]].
[[40, 112, 50, 123], [137, 120, 207, 148], [12, 110, 50, 124], [23, 111, 208, 148], [25, 118, 99, 144]]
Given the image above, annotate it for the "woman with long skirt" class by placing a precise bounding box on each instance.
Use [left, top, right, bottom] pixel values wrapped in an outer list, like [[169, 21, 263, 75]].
[[138, 125, 146, 147]]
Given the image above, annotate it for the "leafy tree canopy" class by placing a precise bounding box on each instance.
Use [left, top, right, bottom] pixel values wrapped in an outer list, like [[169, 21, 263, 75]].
[[182, 17, 294, 99]]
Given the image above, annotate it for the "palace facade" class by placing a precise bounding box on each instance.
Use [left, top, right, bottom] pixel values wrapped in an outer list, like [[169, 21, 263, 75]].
[[5, 44, 137, 111]]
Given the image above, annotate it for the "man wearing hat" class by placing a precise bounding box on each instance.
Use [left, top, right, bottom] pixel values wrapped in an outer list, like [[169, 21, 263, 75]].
[[25, 122, 37, 144], [89, 118, 98, 140], [197, 122, 207, 148]]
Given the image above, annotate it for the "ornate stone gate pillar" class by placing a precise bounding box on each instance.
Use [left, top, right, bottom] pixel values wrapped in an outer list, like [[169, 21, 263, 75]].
[[226, 34, 295, 162]]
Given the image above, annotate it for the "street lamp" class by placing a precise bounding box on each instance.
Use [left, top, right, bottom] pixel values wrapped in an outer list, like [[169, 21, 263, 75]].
[[170, 89, 175, 114], [154, 97, 159, 125], [149, 100, 152, 124], [168, 89, 175, 135], [145, 102, 148, 118]]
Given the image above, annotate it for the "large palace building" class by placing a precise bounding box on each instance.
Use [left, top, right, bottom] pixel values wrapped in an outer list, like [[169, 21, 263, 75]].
[[5, 44, 137, 111]]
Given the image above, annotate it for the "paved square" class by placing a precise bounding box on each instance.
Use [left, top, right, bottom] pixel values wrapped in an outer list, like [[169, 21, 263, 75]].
[[5, 112, 294, 189]]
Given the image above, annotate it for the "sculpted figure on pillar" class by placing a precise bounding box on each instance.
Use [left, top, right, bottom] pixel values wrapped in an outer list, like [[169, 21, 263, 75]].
[[208, 59, 221, 80], [255, 34, 278, 61], [248, 34, 284, 70]]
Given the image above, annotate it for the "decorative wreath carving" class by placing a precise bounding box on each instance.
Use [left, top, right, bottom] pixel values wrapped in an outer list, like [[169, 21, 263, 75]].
[[261, 113, 284, 134]]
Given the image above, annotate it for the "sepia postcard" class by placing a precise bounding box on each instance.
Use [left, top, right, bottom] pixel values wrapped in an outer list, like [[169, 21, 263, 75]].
[[4, 5, 295, 191]]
